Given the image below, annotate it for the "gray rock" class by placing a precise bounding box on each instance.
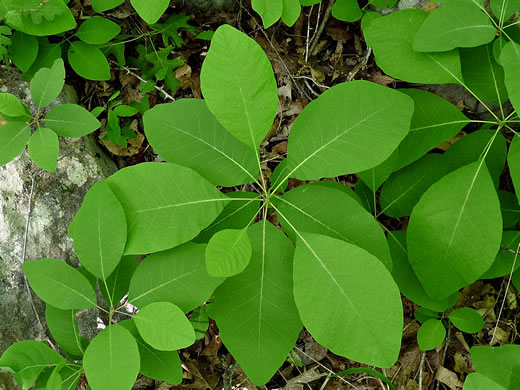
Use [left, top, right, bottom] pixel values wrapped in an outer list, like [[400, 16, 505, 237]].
[[0, 69, 117, 389]]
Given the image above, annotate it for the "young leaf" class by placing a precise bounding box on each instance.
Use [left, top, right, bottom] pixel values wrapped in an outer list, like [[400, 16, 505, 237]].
[[0, 340, 65, 390], [91, 0, 125, 12], [130, 0, 169, 24], [119, 319, 183, 384], [9, 31, 38, 72], [76, 16, 121, 44], [28, 127, 59, 172], [45, 104, 101, 137], [128, 242, 224, 312], [134, 302, 195, 351], [252, 0, 283, 28], [68, 41, 111, 81], [23, 258, 98, 310], [0, 93, 29, 117], [332, 0, 363, 22], [200, 24, 278, 150], [105, 163, 229, 254], [413, 1, 495, 52], [362, 9, 463, 84], [190, 307, 209, 340], [100, 256, 137, 307], [209, 221, 302, 385], [407, 161, 502, 300], [448, 307, 484, 333], [0, 121, 30, 166], [45, 305, 86, 358], [292, 232, 402, 367], [206, 228, 252, 277], [500, 41, 520, 115], [417, 319, 445, 351], [143, 99, 259, 186], [83, 325, 140, 390], [509, 135, 520, 198], [481, 231, 520, 279], [30, 58, 65, 108], [286, 81, 413, 180], [274, 183, 393, 270], [281, 0, 301, 26], [470, 345, 520, 388]]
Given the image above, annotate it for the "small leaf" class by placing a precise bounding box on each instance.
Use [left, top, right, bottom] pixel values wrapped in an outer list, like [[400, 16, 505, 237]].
[[332, 0, 363, 22], [83, 325, 140, 390], [414, 307, 439, 323], [28, 127, 59, 172], [113, 105, 138, 117], [0, 121, 30, 166], [76, 16, 121, 45], [30, 58, 65, 108], [68, 41, 111, 81], [45, 305, 86, 358], [281, 0, 301, 26], [9, 31, 38, 72], [100, 256, 137, 307], [45, 104, 101, 137], [134, 302, 195, 351], [23, 258, 97, 310], [252, 0, 283, 28], [509, 135, 520, 198], [206, 228, 252, 277], [498, 190, 520, 228], [417, 319, 445, 351], [130, 0, 169, 24], [190, 307, 209, 340], [91, 0, 125, 12], [448, 307, 484, 333]]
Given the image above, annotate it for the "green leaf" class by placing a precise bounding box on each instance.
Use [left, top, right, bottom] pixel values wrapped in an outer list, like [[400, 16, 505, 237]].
[[470, 345, 520, 389], [281, 0, 301, 26], [23, 258, 97, 310], [28, 127, 59, 172], [413, 1, 495, 52], [252, 0, 283, 28], [414, 307, 439, 323], [100, 256, 137, 307], [151, 13, 196, 48], [0, 340, 65, 390], [332, 368, 396, 390], [44, 104, 101, 137], [388, 231, 458, 312], [355, 179, 376, 214], [119, 319, 183, 384], [200, 24, 278, 150], [128, 242, 224, 311], [407, 161, 502, 299], [363, 9, 463, 84], [509, 135, 520, 197], [23, 41, 61, 81], [300, 0, 321, 4], [460, 43, 508, 105], [113, 105, 138, 117], [0, 122, 30, 165], [369, 0, 398, 7], [9, 31, 38, 72], [498, 190, 520, 228], [357, 150, 399, 193], [30, 58, 65, 108], [481, 231, 520, 279], [68, 41, 111, 81], [209, 221, 302, 385], [45, 367, 61, 390], [332, 0, 363, 22], [45, 305, 86, 358], [464, 372, 507, 390], [76, 16, 121, 44], [134, 302, 195, 350], [500, 41, 520, 115], [286, 81, 413, 180], [91, 0, 125, 12], [274, 183, 393, 270], [69, 181, 127, 281], [490, 0, 520, 21], [143, 99, 259, 186], [206, 228, 252, 277], [417, 319, 445, 351], [448, 307, 484, 333], [106, 163, 229, 254], [0, 92, 28, 117], [190, 307, 209, 340], [292, 232, 402, 367], [83, 325, 140, 390], [130, 0, 169, 24], [380, 154, 447, 217]]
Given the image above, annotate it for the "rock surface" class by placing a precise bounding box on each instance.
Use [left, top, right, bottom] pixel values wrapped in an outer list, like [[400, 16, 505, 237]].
[[0, 68, 117, 389]]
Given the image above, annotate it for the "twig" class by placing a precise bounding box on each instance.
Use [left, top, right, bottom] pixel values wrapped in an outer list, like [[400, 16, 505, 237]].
[[308, 0, 334, 57], [304, 5, 314, 63], [435, 322, 451, 390], [222, 361, 239, 390], [347, 47, 372, 82], [418, 351, 426, 390], [501, 244, 520, 255]]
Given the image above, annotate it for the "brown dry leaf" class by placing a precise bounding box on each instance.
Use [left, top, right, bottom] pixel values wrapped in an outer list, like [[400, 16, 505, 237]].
[[453, 352, 473, 375], [99, 119, 144, 157], [367, 71, 396, 87], [489, 325, 510, 345], [326, 22, 353, 42], [182, 355, 220, 390], [175, 63, 192, 90], [283, 365, 327, 390], [435, 366, 463, 389]]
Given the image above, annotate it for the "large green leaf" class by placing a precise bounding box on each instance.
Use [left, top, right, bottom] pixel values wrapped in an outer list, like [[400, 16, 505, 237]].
[[209, 221, 302, 385], [413, 1, 495, 52], [9, 31, 38, 72], [500, 41, 520, 114], [206, 228, 252, 277], [76, 16, 121, 44], [464, 372, 506, 390], [45, 305, 86, 359], [407, 161, 502, 299], [395, 88, 469, 170], [23, 258, 97, 310], [0, 121, 31, 166], [70, 181, 127, 281], [252, 0, 283, 28], [134, 302, 195, 351], [44, 104, 101, 137], [285, 81, 413, 180], [130, 0, 169, 24], [481, 231, 520, 279], [30, 58, 65, 108], [68, 41, 111, 81], [388, 231, 458, 312], [100, 256, 137, 307], [200, 24, 278, 150], [469, 345, 520, 389], [274, 183, 392, 269], [417, 319, 445, 351], [291, 232, 402, 367], [363, 9, 463, 84], [143, 99, 259, 186], [357, 150, 399, 193], [460, 43, 508, 105], [509, 135, 520, 198], [83, 325, 140, 390], [128, 242, 224, 311], [105, 163, 229, 254], [28, 127, 59, 172]]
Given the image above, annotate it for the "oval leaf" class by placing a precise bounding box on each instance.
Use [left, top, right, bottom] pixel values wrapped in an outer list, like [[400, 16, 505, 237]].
[[76, 16, 121, 44], [0, 93, 28, 117], [68, 41, 111, 81], [45, 104, 101, 137], [45, 305, 86, 358], [500, 41, 520, 115], [417, 319, 445, 351], [9, 31, 38, 72], [206, 228, 252, 277], [0, 121, 31, 166], [448, 307, 484, 333], [281, 0, 301, 26], [28, 127, 59, 172], [509, 134, 520, 197], [30, 58, 65, 108], [252, 0, 283, 28], [130, 0, 169, 24], [99, 256, 137, 307]]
